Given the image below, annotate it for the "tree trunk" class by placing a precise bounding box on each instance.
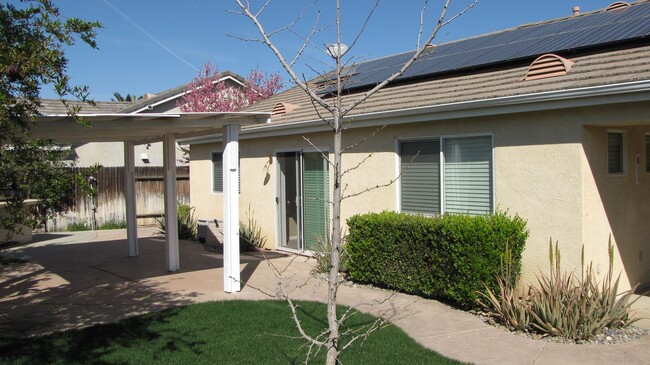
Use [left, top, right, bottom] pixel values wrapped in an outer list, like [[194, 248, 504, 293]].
[[326, 110, 343, 365]]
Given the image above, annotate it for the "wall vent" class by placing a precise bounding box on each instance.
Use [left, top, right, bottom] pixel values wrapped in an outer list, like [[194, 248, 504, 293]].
[[606, 2, 630, 12], [524, 54, 575, 81], [271, 102, 299, 117]]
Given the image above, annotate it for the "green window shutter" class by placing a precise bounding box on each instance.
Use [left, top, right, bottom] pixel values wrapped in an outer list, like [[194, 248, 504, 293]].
[[645, 135, 649, 173], [212, 152, 223, 193], [302, 151, 329, 252], [400, 140, 440, 214], [608, 132, 624, 174], [443, 136, 492, 215]]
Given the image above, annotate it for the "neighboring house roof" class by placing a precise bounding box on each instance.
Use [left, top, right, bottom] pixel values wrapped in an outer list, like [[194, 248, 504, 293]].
[[38, 99, 129, 115], [234, 1, 650, 132], [118, 70, 246, 114], [38, 70, 246, 118]]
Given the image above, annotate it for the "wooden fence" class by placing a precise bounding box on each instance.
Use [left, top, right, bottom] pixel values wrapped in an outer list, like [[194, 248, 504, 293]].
[[47, 166, 190, 231]]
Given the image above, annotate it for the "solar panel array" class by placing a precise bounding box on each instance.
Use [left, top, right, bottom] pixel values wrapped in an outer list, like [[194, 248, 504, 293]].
[[329, 2, 650, 93]]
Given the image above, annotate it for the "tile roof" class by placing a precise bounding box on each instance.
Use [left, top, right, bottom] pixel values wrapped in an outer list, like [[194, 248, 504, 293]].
[[37, 99, 129, 115], [242, 2, 650, 128], [326, 0, 650, 93]]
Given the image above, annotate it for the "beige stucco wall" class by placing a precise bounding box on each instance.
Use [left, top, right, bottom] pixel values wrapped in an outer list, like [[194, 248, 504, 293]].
[[74, 141, 187, 167], [190, 102, 650, 289], [580, 111, 650, 291]]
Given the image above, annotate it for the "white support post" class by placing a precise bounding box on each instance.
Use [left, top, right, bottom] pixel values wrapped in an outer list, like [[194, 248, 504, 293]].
[[163, 134, 180, 271], [223, 124, 241, 293], [124, 141, 138, 257]]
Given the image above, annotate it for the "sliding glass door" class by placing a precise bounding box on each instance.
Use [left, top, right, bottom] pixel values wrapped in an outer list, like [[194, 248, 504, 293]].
[[277, 150, 329, 252]]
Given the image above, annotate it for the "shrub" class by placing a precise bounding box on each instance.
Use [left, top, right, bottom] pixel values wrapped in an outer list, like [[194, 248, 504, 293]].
[[98, 220, 126, 230], [239, 205, 267, 251], [156, 204, 198, 240], [66, 221, 90, 231], [346, 211, 528, 309], [479, 237, 641, 341]]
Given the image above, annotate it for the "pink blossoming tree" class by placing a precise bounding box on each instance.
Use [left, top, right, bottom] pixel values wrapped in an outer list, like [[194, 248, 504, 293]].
[[177, 62, 283, 112]]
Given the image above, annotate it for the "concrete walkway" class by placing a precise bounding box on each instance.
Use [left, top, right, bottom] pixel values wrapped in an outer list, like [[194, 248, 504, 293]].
[[1, 229, 648, 365]]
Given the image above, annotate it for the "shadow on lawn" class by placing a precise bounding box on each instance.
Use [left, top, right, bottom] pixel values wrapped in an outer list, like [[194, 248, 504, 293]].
[[0, 307, 206, 365]]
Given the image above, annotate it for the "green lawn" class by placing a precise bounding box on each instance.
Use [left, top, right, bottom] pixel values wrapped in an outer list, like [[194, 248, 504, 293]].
[[0, 300, 467, 364]]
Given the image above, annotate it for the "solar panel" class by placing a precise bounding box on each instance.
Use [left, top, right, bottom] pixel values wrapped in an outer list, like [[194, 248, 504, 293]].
[[329, 1, 650, 93]]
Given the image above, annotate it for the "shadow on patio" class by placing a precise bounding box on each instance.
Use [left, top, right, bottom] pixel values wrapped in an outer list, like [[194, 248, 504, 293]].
[[0, 228, 298, 338]]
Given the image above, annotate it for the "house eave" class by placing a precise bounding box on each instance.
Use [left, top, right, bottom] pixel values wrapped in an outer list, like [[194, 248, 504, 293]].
[[185, 80, 650, 145]]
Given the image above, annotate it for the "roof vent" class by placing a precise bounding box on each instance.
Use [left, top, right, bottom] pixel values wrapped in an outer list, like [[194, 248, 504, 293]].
[[606, 2, 630, 12], [524, 54, 575, 81], [271, 102, 299, 117], [572, 6, 580, 16]]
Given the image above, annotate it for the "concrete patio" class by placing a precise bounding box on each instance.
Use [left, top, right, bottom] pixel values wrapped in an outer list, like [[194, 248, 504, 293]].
[[1, 228, 648, 365]]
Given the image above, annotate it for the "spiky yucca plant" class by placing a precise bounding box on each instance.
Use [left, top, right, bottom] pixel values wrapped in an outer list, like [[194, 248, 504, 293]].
[[479, 236, 641, 341], [478, 242, 531, 331], [156, 203, 198, 240]]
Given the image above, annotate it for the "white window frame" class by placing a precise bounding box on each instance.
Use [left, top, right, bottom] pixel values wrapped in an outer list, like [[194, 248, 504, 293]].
[[607, 130, 626, 176], [396, 133, 494, 216]]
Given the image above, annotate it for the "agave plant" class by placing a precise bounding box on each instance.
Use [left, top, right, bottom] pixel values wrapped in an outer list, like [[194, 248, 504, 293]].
[[478, 276, 531, 331], [527, 237, 640, 340], [478, 242, 531, 331], [479, 236, 641, 341], [156, 203, 198, 241], [239, 205, 267, 251]]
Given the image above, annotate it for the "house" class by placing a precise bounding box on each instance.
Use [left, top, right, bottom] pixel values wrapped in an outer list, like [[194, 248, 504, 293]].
[[39, 70, 246, 167], [184, 1, 650, 292]]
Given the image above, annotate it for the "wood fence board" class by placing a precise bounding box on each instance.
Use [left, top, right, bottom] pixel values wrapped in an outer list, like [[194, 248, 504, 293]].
[[47, 166, 190, 231]]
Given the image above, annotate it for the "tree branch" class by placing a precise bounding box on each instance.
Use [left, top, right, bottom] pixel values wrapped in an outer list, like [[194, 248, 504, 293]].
[[342, 176, 398, 201], [341, 0, 478, 116], [417, 0, 430, 49], [234, 0, 334, 114], [341, 124, 387, 153], [341, 153, 373, 180], [345, 0, 381, 53]]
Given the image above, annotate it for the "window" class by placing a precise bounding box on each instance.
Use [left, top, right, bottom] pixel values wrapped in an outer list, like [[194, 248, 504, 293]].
[[212, 152, 223, 193], [646, 134, 650, 173], [607, 131, 625, 174], [443, 137, 493, 215], [211, 151, 240, 193], [400, 140, 440, 214], [399, 135, 493, 216]]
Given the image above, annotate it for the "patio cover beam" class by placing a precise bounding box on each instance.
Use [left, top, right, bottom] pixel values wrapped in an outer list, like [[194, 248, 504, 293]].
[[223, 125, 241, 292], [32, 112, 271, 292], [124, 140, 138, 257], [163, 134, 179, 271]]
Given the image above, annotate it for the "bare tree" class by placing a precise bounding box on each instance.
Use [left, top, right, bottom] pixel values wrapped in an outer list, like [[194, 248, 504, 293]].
[[231, 1, 477, 363]]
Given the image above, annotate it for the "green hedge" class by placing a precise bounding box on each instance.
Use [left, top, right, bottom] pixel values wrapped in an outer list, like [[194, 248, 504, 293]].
[[346, 211, 528, 309]]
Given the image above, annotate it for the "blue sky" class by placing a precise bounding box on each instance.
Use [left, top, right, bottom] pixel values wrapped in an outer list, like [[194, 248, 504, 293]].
[[41, 0, 617, 101]]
